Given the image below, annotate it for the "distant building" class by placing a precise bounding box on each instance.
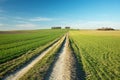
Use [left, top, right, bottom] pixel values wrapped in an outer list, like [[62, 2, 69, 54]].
[[51, 27, 61, 29], [65, 27, 70, 29]]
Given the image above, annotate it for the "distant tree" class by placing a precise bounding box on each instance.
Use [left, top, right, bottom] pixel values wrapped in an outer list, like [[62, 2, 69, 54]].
[[97, 27, 115, 31], [65, 27, 70, 29], [51, 27, 61, 29]]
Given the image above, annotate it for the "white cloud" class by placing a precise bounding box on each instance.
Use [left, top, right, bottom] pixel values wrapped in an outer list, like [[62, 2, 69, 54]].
[[7, 16, 53, 23], [77, 21, 120, 29], [0, 23, 39, 31], [0, 16, 54, 30], [0, 23, 4, 26], [58, 20, 120, 29], [30, 17, 53, 21], [14, 17, 24, 20], [14, 20, 29, 23], [16, 23, 37, 27], [0, 24, 12, 31], [15, 23, 39, 30]]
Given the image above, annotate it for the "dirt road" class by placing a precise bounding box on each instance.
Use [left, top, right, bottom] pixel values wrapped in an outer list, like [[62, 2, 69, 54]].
[[45, 35, 77, 80]]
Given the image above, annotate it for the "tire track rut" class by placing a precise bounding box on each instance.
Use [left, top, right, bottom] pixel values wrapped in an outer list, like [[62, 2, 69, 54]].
[[45, 35, 77, 80]]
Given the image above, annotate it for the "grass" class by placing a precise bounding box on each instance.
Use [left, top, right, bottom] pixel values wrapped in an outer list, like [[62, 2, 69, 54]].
[[0, 29, 67, 78], [69, 30, 120, 80]]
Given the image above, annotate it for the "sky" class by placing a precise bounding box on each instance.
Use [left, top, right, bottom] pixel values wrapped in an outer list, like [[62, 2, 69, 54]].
[[0, 0, 120, 30]]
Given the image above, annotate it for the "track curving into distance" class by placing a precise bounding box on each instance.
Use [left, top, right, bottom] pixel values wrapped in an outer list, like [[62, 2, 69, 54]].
[[3, 36, 65, 80], [45, 35, 77, 80]]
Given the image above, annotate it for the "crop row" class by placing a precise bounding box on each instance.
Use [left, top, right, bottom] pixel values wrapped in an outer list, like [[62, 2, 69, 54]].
[[0, 30, 67, 64], [69, 31, 120, 80], [0, 30, 63, 45]]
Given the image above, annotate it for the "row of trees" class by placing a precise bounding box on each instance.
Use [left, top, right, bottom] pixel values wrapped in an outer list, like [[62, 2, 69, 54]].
[[51, 27, 70, 29], [97, 27, 115, 30]]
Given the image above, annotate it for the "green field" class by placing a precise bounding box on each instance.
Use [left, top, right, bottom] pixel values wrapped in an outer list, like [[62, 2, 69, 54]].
[[0, 29, 67, 78], [69, 30, 120, 80], [0, 29, 120, 80], [0, 30, 67, 63]]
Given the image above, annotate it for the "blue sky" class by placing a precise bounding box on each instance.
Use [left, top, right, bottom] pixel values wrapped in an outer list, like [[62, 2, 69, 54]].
[[0, 0, 120, 30]]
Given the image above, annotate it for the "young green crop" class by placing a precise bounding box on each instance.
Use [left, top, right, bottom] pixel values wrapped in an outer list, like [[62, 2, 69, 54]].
[[69, 30, 120, 80], [0, 29, 67, 78], [0, 29, 67, 64]]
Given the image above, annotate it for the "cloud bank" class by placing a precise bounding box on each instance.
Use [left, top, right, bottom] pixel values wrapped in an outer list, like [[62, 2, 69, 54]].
[[29, 17, 53, 22]]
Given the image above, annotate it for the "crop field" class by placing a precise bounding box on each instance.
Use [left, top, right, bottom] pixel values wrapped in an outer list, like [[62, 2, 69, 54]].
[[0, 29, 120, 80], [0, 29, 67, 79], [69, 30, 120, 80]]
